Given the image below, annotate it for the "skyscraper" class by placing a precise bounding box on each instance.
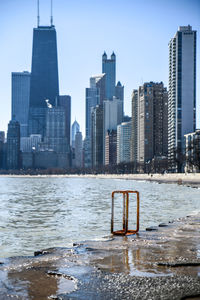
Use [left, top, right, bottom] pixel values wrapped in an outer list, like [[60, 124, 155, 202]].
[[58, 95, 71, 146], [85, 74, 106, 167], [75, 131, 83, 168], [86, 74, 106, 138], [44, 106, 68, 153], [102, 52, 116, 100], [0, 132, 5, 143], [105, 130, 117, 166], [72, 120, 80, 148], [0, 131, 5, 169], [7, 120, 20, 169], [103, 97, 123, 163], [12, 71, 31, 137], [117, 122, 132, 164], [168, 25, 196, 170], [29, 24, 59, 137], [91, 105, 104, 167], [130, 90, 138, 164], [115, 81, 124, 116], [134, 82, 168, 169]]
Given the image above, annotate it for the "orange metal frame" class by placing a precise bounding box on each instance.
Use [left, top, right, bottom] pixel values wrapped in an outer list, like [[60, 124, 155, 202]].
[[111, 190, 140, 236]]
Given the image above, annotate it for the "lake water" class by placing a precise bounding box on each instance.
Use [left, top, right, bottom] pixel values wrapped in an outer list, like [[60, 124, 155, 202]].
[[0, 176, 199, 258]]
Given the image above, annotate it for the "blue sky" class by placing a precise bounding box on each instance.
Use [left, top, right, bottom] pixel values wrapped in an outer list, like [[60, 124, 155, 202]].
[[0, 0, 200, 137]]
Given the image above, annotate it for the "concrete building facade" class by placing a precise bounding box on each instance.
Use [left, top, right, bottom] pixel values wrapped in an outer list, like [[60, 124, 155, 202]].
[[168, 25, 196, 170], [135, 82, 168, 168]]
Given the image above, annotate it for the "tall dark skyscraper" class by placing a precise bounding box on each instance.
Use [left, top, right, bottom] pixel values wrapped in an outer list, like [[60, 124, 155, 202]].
[[7, 120, 20, 169], [12, 71, 31, 137], [58, 95, 71, 146], [29, 24, 59, 137], [102, 52, 116, 100]]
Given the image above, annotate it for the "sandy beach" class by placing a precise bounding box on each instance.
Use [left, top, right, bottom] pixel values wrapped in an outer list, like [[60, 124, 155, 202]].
[[1, 173, 200, 187]]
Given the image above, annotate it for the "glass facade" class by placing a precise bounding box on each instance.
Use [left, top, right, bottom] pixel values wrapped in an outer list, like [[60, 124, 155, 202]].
[[102, 52, 116, 100], [12, 72, 30, 137], [29, 25, 59, 137]]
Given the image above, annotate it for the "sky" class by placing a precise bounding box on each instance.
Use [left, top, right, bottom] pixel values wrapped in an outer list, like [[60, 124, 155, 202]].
[[0, 0, 200, 137]]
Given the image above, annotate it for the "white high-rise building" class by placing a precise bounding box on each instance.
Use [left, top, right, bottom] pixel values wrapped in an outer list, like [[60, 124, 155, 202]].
[[168, 25, 196, 170], [117, 121, 131, 164], [103, 97, 123, 164]]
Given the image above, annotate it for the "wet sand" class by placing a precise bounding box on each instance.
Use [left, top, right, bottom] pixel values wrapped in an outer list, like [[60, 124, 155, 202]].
[[0, 213, 200, 299]]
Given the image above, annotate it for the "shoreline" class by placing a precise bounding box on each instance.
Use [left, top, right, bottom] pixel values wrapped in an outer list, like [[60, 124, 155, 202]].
[[0, 173, 200, 186], [0, 213, 200, 299]]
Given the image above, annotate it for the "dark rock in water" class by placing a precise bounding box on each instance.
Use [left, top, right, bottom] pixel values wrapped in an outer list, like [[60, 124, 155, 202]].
[[34, 247, 62, 256], [73, 242, 83, 247], [47, 270, 76, 281], [146, 226, 158, 231], [34, 250, 50, 256], [158, 223, 168, 227], [0, 262, 3, 265], [157, 261, 200, 267]]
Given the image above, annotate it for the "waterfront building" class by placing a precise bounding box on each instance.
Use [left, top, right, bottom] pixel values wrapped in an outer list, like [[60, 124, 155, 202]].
[[6, 120, 20, 169], [72, 120, 80, 148], [0, 131, 5, 143], [86, 86, 100, 138], [86, 74, 105, 137], [20, 134, 42, 152], [12, 71, 30, 137], [29, 23, 59, 137], [168, 25, 196, 171], [58, 95, 71, 146], [136, 82, 168, 169], [130, 90, 138, 164], [85, 74, 106, 167], [117, 122, 132, 164], [103, 97, 123, 164], [74, 131, 83, 168], [0, 132, 5, 169], [184, 130, 200, 173], [102, 52, 116, 100], [91, 105, 104, 167], [105, 130, 117, 166], [44, 106, 68, 154], [83, 137, 91, 169], [90, 74, 106, 105], [115, 81, 124, 116]]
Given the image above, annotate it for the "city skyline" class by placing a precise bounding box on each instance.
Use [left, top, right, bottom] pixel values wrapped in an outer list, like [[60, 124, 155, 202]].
[[0, 0, 200, 136]]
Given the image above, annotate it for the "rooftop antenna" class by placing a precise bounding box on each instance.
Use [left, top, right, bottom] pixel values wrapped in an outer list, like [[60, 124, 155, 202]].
[[37, 0, 40, 27], [50, 0, 53, 26]]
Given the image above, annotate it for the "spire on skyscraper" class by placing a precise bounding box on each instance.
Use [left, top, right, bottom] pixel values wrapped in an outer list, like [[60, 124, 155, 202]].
[[102, 51, 107, 61], [50, 0, 53, 26], [37, 0, 40, 27], [111, 52, 116, 59]]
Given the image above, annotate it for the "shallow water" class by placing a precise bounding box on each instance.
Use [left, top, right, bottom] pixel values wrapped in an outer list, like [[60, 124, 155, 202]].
[[0, 176, 199, 258]]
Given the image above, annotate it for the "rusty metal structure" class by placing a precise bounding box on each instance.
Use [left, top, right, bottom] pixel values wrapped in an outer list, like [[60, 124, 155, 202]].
[[111, 190, 140, 236]]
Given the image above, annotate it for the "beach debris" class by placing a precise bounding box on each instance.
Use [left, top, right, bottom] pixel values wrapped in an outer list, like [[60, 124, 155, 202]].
[[158, 223, 168, 227], [157, 261, 200, 267], [47, 270, 76, 280], [146, 226, 158, 231]]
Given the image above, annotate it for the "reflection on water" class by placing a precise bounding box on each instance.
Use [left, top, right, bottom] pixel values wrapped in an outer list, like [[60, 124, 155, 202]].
[[0, 176, 199, 257]]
